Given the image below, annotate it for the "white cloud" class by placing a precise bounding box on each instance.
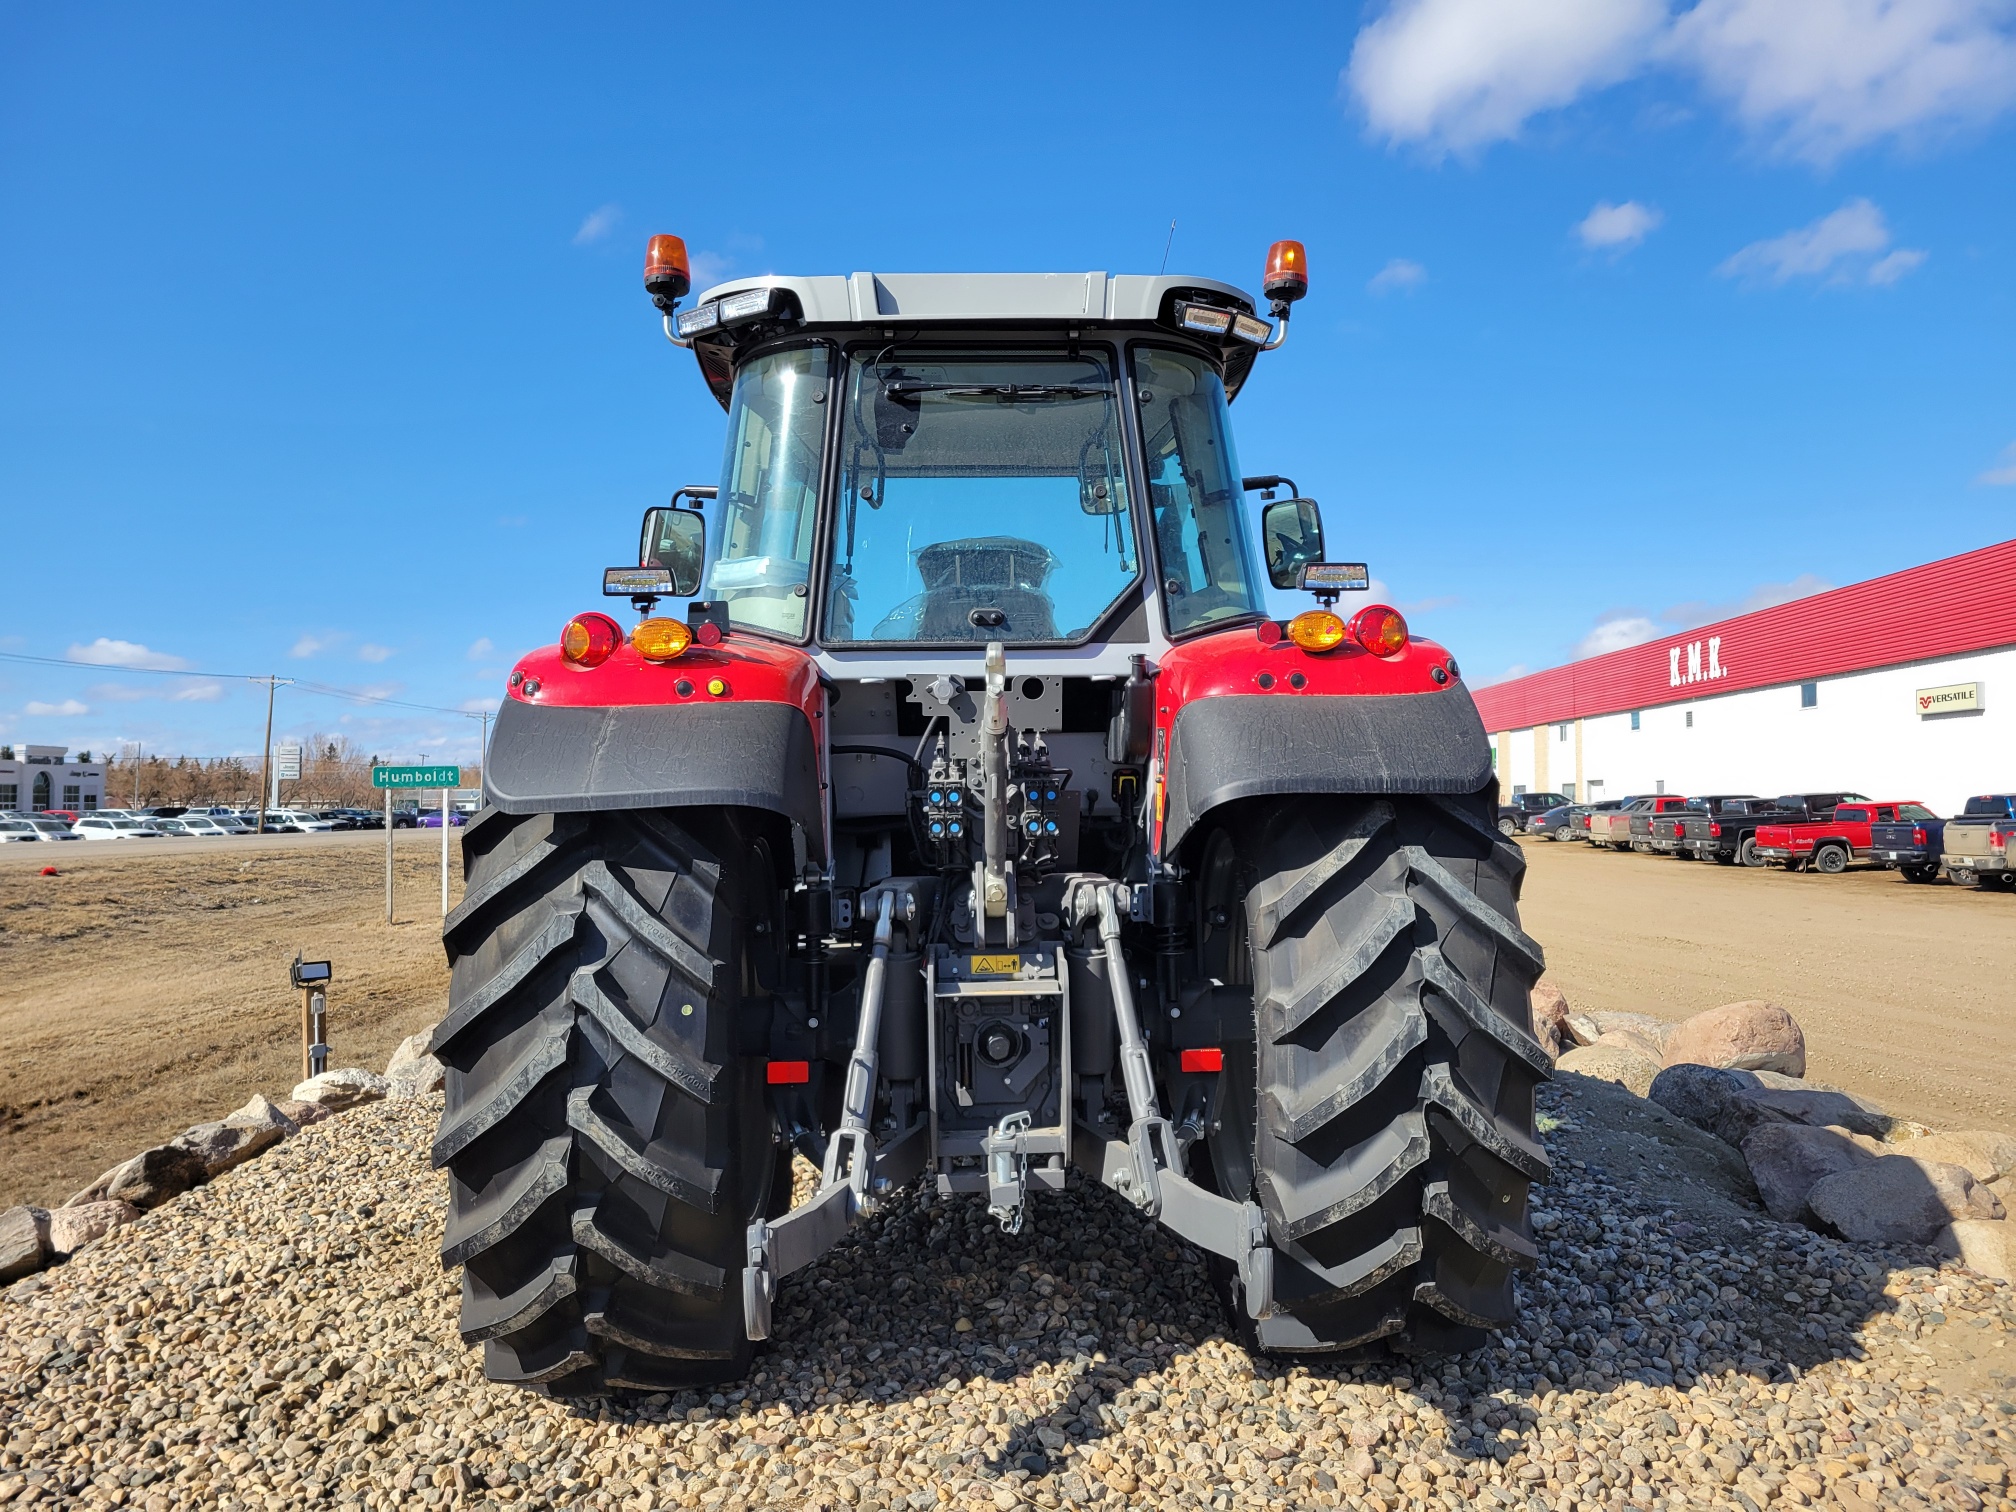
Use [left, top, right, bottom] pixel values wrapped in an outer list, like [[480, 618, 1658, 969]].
[[1348, 0, 1668, 154], [1717, 198, 1925, 286], [86, 682, 151, 703], [460, 697, 503, 715], [1344, 0, 2016, 161], [1369, 258, 1429, 294], [170, 682, 225, 703], [466, 637, 495, 661], [25, 699, 90, 717], [688, 250, 733, 290], [66, 638, 189, 671], [1663, 573, 1833, 627], [1667, 0, 2016, 163], [291, 632, 344, 658], [1978, 443, 2016, 485], [358, 644, 395, 663], [1575, 615, 1662, 658], [573, 203, 622, 246], [1577, 199, 1663, 249]]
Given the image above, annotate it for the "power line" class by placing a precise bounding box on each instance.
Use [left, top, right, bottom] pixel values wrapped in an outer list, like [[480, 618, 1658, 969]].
[[0, 649, 485, 719]]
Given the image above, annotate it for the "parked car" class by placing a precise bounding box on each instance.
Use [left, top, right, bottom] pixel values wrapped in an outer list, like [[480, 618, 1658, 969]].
[[417, 808, 468, 828], [1865, 805, 1949, 883], [1528, 804, 1579, 839], [1624, 795, 1694, 853], [272, 809, 340, 833], [1752, 800, 1918, 874], [1680, 792, 1868, 868], [1937, 794, 2016, 889], [1559, 797, 1628, 842], [71, 816, 164, 841], [38, 810, 83, 825], [338, 808, 386, 829], [0, 817, 83, 843], [154, 815, 252, 839], [1588, 796, 1669, 851], [1496, 791, 1571, 836], [1652, 795, 1762, 859]]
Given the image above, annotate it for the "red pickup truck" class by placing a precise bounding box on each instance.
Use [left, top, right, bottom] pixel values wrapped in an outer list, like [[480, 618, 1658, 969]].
[[1752, 801, 1922, 874]]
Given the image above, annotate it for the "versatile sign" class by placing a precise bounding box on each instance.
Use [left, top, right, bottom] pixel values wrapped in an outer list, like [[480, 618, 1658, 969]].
[[372, 764, 462, 788], [275, 744, 303, 780], [1916, 681, 1982, 716]]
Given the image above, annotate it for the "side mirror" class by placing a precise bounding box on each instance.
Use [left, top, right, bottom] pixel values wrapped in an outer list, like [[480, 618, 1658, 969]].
[[638, 507, 706, 596], [1260, 497, 1324, 590]]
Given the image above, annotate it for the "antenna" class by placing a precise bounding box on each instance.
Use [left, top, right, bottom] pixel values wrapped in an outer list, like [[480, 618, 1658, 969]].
[[1158, 220, 1176, 275]]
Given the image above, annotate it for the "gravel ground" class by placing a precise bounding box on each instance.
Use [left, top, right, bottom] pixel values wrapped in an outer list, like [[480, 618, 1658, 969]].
[[3, 1081, 2013, 1512]]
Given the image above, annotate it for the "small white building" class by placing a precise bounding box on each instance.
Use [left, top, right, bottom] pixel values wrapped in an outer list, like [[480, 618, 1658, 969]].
[[0, 745, 107, 815], [1474, 539, 2016, 817]]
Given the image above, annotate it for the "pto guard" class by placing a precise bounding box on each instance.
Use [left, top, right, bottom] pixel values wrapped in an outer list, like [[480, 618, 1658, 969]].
[[1160, 684, 1494, 853], [482, 696, 827, 861]]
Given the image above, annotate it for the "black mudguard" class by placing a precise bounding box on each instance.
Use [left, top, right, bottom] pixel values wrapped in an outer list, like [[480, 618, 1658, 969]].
[[1161, 686, 1493, 852], [483, 697, 826, 861]]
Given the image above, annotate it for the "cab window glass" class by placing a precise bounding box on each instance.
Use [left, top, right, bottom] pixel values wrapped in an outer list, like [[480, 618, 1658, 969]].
[[708, 346, 832, 638]]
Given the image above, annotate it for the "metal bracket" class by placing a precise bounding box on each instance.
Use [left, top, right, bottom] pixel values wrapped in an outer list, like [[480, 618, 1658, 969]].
[[983, 1111, 1034, 1233]]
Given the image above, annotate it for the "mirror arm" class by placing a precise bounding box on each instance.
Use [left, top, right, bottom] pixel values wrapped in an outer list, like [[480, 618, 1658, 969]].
[[1260, 301, 1292, 352], [663, 313, 695, 350]]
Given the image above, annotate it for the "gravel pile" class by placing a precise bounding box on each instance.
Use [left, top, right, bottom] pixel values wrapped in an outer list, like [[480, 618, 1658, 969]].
[[4, 1081, 2013, 1512]]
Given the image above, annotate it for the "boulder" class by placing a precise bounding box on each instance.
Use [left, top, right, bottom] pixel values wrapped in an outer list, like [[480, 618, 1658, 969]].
[[1806, 1157, 2005, 1246], [1561, 1013, 1603, 1049], [1892, 1131, 2016, 1186], [1556, 1044, 1660, 1098], [1596, 1028, 1665, 1063], [1530, 980, 1571, 1058], [384, 1030, 445, 1097], [1740, 1123, 1883, 1223], [274, 1098, 333, 1127], [1931, 1218, 2016, 1282], [1661, 1000, 1805, 1077], [290, 1068, 389, 1112], [1736, 1086, 1893, 1141], [1588, 1010, 1674, 1050], [65, 1144, 209, 1211], [224, 1094, 301, 1137], [1649, 1064, 1758, 1135], [47, 1200, 139, 1258], [169, 1120, 285, 1179], [0, 1206, 52, 1283]]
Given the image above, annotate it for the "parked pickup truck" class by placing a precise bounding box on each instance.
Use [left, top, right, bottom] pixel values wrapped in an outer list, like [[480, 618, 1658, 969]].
[[1588, 795, 1684, 851], [1867, 805, 1950, 883], [1652, 795, 1761, 859], [1753, 800, 1919, 874], [1679, 792, 1865, 867], [1938, 794, 2016, 889], [1628, 795, 1695, 853]]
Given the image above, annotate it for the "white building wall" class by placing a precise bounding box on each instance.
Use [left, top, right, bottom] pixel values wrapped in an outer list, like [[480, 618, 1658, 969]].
[[1494, 644, 2016, 815]]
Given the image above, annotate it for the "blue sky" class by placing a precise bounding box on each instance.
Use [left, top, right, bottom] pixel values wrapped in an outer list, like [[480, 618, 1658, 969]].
[[3, 1, 2012, 763]]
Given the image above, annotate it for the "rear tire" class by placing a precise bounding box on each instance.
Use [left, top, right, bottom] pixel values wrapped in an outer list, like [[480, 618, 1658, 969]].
[[1900, 865, 1936, 884], [430, 806, 781, 1394], [1496, 816, 1518, 838], [1198, 794, 1550, 1355], [1814, 846, 1848, 875]]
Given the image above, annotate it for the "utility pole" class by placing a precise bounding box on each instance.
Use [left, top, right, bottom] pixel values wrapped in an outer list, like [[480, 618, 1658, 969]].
[[132, 742, 141, 808], [252, 676, 292, 834]]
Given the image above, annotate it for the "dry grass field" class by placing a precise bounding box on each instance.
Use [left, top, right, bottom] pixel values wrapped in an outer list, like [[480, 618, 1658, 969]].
[[3, 823, 2011, 1213]]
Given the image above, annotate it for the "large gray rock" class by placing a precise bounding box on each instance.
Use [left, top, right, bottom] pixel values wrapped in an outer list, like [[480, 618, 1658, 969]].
[[274, 1098, 333, 1128], [1596, 1028, 1665, 1063], [384, 1030, 445, 1097], [1588, 1010, 1674, 1049], [1931, 1219, 2016, 1281], [1806, 1156, 2005, 1245], [1530, 979, 1571, 1058], [1648, 1063, 1756, 1134], [1892, 1131, 2016, 1186], [65, 1144, 209, 1211], [47, 1200, 139, 1258], [291, 1067, 389, 1112], [169, 1120, 285, 1179], [1737, 1086, 1893, 1141], [1661, 1000, 1806, 1076], [224, 1093, 301, 1137], [0, 1206, 51, 1283], [1740, 1123, 1882, 1223], [1556, 1043, 1660, 1098], [1561, 1012, 1603, 1049]]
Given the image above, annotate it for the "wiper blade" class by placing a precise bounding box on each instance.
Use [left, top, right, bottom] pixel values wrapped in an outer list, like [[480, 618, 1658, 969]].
[[881, 382, 1112, 402]]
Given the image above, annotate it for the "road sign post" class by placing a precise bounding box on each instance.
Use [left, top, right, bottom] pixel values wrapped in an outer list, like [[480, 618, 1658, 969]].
[[372, 766, 461, 927]]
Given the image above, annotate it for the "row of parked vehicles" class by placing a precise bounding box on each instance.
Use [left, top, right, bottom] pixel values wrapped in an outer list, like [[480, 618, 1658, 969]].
[[0, 803, 470, 842], [1496, 789, 2016, 888]]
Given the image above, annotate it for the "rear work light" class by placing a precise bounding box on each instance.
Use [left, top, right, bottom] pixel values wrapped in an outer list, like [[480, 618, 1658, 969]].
[[1180, 1048, 1223, 1073], [632, 617, 693, 662], [1175, 302, 1233, 336], [674, 301, 721, 338], [560, 612, 622, 668], [718, 286, 779, 325], [1349, 604, 1409, 657], [1286, 609, 1346, 652]]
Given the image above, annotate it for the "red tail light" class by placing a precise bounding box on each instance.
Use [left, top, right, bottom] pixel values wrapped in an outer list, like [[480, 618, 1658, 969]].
[[1180, 1048, 1224, 1073], [1349, 604, 1408, 657], [1912, 826, 1927, 846], [560, 612, 622, 668], [766, 1061, 809, 1085], [1709, 822, 1722, 838]]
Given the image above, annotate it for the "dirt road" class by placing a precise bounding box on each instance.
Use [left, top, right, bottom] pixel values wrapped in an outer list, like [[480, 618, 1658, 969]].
[[1518, 837, 2016, 1134], [0, 831, 457, 1209], [4, 825, 2011, 1212]]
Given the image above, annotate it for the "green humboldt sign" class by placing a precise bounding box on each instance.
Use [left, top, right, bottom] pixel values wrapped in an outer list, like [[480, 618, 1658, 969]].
[[372, 764, 462, 789]]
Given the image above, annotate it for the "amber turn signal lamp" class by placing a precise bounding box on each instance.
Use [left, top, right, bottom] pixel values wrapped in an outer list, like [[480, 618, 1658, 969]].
[[1263, 240, 1308, 305], [560, 612, 622, 668], [644, 234, 691, 303], [1286, 609, 1346, 652], [632, 617, 693, 662], [1350, 604, 1409, 657]]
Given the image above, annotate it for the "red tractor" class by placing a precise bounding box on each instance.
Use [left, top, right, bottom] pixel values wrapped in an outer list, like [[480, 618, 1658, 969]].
[[431, 235, 1548, 1392]]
